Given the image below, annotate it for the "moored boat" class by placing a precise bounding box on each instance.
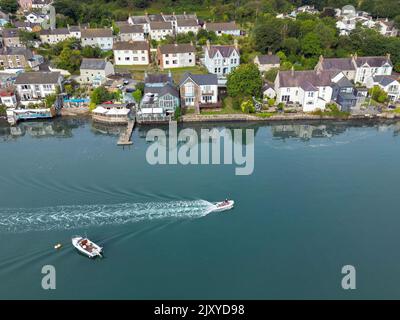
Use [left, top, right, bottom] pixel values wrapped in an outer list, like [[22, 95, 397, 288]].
[[72, 236, 103, 258]]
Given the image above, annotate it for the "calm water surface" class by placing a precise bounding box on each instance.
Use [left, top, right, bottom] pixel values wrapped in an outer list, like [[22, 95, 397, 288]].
[[0, 118, 400, 299]]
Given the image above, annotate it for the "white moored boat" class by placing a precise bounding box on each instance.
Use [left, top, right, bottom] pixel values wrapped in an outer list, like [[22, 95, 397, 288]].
[[72, 236, 103, 258], [211, 200, 235, 212]]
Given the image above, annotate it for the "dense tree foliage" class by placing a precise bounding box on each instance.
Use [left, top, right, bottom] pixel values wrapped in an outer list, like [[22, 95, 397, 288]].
[[0, 0, 18, 13], [227, 63, 263, 99]]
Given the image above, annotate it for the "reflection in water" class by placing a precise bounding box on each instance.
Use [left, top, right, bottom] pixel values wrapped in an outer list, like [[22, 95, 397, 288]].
[[1, 118, 400, 142]]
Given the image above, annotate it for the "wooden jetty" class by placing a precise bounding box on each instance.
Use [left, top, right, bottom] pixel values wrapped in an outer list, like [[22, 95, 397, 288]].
[[117, 119, 135, 146]]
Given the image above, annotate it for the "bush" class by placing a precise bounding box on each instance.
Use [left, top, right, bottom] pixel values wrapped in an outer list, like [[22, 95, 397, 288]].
[[241, 100, 255, 113]]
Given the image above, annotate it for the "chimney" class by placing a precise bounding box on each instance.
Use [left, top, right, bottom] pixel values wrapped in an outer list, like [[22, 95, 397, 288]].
[[268, 49, 272, 55], [386, 53, 391, 60], [190, 40, 193, 46], [206, 39, 210, 50], [234, 39, 238, 50], [291, 66, 295, 77], [319, 55, 323, 64], [354, 52, 357, 60], [168, 70, 172, 80]]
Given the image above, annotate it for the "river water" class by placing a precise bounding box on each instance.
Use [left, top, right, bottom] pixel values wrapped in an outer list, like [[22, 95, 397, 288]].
[[0, 118, 400, 299]]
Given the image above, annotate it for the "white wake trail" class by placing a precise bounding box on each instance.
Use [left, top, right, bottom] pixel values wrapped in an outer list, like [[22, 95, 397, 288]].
[[0, 200, 215, 233]]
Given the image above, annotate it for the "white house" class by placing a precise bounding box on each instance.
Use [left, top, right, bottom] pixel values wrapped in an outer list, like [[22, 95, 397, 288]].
[[204, 22, 241, 36], [68, 25, 81, 39], [118, 25, 145, 41], [179, 72, 219, 110], [262, 82, 276, 100], [176, 19, 199, 34], [149, 21, 173, 41], [366, 75, 400, 102], [375, 18, 398, 37], [157, 43, 196, 69], [0, 89, 17, 107], [275, 68, 346, 112], [128, 15, 150, 34], [14, 71, 63, 106], [203, 40, 240, 77], [81, 28, 113, 50], [79, 58, 114, 86], [113, 41, 150, 66], [40, 28, 72, 44], [25, 12, 48, 24], [315, 54, 393, 85]]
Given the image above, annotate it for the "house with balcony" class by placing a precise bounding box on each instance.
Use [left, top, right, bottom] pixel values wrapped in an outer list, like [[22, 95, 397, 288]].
[[274, 68, 347, 112], [149, 21, 173, 41], [138, 72, 179, 120], [203, 40, 240, 79], [81, 28, 113, 50], [204, 22, 241, 36], [0, 88, 17, 107], [157, 43, 196, 70], [366, 75, 400, 102], [179, 73, 219, 112], [14, 71, 63, 106], [79, 58, 115, 87], [113, 41, 150, 66]]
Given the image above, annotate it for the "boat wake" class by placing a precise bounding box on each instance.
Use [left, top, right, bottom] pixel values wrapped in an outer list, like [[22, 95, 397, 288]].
[[0, 200, 216, 233]]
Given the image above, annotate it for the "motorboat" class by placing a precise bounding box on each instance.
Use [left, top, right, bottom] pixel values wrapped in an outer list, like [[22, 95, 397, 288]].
[[211, 200, 235, 212], [72, 236, 103, 258]]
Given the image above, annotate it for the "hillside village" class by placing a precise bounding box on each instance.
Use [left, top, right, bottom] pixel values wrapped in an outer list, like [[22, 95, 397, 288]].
[[0, 0, 399, 125]]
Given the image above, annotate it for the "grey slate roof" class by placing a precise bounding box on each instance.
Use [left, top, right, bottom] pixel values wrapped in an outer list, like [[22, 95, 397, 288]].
[[257, 54, 280, 65], [145, 73, 172, 84], [205, 22, 239, 31], [41, 28, 70, 35], [0, 46, 33, 59], [279, 70, 340, 88], [144, 83, 179, 98], [81, 28, 112, 38], [320, 57, 355, 70], [14, 72, 61, 85], [179, 72, 218, 86], [130, 16, 147, 25], [159, 43, 195, 54], [80, 58, 108, 70], [113, 41, 149, 51], [150, 21, 173, 30], [354, 56, 392, 67], [2, 28, 19, 38], [119, 25, 144, 34], [373, 75, 397, 86], [206, 45, 238, 58], [176, 19, 198, 27]]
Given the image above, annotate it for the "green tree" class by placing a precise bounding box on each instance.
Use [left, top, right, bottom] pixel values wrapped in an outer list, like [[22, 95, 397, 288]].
[[0, 0, 18, 13], [253, 17, 283, 53], [227, 63, 263, 98], [132, 89, 142, 104], [301, 33, 322, 57], [90, 86, 115, 105], [369, 86, 388, 103], [44, 94, 57, 108], [240, 99, 255, 113]]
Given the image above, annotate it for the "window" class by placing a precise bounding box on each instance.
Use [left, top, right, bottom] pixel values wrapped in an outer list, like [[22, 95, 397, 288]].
[[282, 95, 290, 102], [307, 92, 314, 97]]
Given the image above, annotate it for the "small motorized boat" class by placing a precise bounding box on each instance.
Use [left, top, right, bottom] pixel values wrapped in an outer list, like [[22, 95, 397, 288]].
[[72, 236, 103, 258], [211, 200, 235, 212], [54, 243, 62, 250]]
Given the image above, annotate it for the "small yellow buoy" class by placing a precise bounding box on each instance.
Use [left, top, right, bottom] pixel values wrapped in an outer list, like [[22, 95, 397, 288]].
[[54, 243, 62, 250]]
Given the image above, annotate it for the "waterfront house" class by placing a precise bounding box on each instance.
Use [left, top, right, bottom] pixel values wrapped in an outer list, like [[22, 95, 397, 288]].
[[315, 54, 393, 85], [274, 68, 347, 112], [149, 21, 174, 41], [203, 40, 240, 77], [118, 25, 145, 41], [138, 72, 179, 119], [179, 72, 219, 111], [81, 28, 113, 50], [262, 82, 276, 100], [330, 75, 357, 111], [204, 22, 241, 36], [92, 103, 131, 124], [0, 88, 17, 107], [176, 19, 199, 34], [14, 71, 63, 106], [113, 41, 150, 66], [157, 43, 196, 70], [254, 53, 280, 72], [366, 75, 400, 102], [79, 58, 115, 86], [2, 29, 22, 48]]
